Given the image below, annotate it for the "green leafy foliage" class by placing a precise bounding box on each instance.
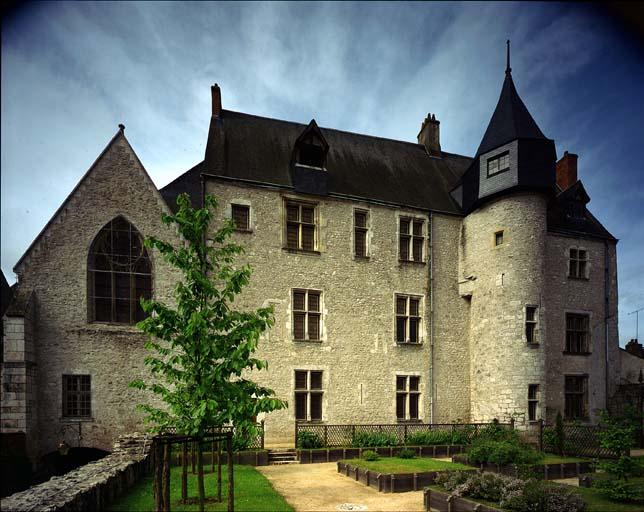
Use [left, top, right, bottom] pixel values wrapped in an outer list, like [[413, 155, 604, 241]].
[[398, 448, 416, 459], [296, 431, 324, 449], [361, 450, 380, 461], [467, 439, 543, 466], [405, 430, 452, 446], [130, 193, 287, 437], [592, 478, 644, 504], [351, 431, 398, 447], [597, 410, 638, 481]]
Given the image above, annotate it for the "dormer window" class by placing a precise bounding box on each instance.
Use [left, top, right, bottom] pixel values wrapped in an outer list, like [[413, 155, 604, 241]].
[[298, 143, 325, 169], [487, 151, 510, 177]]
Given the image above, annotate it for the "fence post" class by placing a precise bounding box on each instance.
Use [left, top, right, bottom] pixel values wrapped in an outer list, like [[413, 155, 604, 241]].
[[154, 441, 162, 512], [324, 425, 328, 447], [261, 420, 265, 449], [227, 433, 234, 512], [162, 443, 170, 512], [510, 418, 515, 430], [294, 421, 298, 448], [352, 425, 356, 443], [404, 424, 408, 444]]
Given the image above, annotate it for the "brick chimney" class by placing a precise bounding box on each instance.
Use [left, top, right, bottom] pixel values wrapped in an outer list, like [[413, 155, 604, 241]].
[[211, 83, 222, 118], [556, 151, 578, 191], [418, 113, 441, 156]]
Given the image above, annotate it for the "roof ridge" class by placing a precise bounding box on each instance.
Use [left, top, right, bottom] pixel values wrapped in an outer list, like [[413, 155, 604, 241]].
[[222, 109, 472, 158]]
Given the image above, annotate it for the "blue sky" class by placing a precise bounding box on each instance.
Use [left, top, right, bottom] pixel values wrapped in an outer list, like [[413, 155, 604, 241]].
[[2, 2, 643, 345]]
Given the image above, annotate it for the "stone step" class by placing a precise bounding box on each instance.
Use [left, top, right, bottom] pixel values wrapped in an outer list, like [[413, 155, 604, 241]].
[[270, 460, 300, 465], [268, 454, 298, 460]]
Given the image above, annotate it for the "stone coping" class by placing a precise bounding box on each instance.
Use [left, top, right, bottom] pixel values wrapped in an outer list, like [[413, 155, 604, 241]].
[[336, 461, 477, 494], [299, 444, 465, 464], [1, 434, 152, 512]]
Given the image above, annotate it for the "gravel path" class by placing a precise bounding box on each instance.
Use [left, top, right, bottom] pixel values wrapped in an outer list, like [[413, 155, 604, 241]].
[[257, 462, 425, 512]]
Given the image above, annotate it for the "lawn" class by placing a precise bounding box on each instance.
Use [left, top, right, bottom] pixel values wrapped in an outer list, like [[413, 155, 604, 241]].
[[541, 454, 590, 464], [574, 480, 644, 512], [342, 456, 473, 473], [107, 465, 293, 512]]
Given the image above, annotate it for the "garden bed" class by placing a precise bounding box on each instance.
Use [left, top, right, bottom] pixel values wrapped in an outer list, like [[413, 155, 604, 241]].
[[336, 459, 475, 493], [298, 444, 465, 464], [451, 453, 594, 480], [423, 487, 502, 512]]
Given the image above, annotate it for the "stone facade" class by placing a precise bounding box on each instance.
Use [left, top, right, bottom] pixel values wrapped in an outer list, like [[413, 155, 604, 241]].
[[1, 80, 626, 460]]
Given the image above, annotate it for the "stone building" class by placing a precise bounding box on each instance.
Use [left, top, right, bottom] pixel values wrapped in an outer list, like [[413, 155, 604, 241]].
[[2, 55, 634, 460]]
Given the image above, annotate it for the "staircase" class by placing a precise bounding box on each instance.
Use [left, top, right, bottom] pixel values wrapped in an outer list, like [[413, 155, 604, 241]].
[[268, 449, 299, 465]]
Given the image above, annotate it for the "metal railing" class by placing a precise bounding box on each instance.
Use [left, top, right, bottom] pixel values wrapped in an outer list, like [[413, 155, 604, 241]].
[[295, 421, 514, 448]]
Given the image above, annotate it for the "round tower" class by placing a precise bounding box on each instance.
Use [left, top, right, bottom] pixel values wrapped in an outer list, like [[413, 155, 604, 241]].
[[456, 42, 556, 425]]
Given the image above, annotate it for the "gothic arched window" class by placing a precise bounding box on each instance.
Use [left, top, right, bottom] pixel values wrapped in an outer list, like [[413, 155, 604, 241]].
[[88, 217, 152, 324]]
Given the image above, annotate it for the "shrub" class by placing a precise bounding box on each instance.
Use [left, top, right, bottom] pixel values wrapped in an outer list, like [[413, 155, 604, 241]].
[[597, 410, 638, 481], [351, 431, 398, 447], [434, 470, 471, 491], [398, 448, 416, 459], [451, 425, 476, 445], [362, 450, 379, 461], [405, 430, 452, 446], [468, 437, 542, 466], [232, 433, 251, 451], [503, 480, 586, 512], [297, 431, 324, 449], [593, 479, 644, 504]]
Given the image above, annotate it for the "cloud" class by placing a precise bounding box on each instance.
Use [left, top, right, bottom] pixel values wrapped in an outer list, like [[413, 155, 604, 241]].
[[2, 1, 642, 346]]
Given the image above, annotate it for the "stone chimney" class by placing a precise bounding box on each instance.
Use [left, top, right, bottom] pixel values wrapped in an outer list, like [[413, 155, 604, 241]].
[[418, 113, 441, 156], [211, 83, 222, 118], [556, 151, 578, 191]]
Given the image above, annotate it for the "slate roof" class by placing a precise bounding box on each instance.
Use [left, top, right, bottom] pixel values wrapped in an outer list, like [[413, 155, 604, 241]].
[[548, 181, 616, 241], [161, 110, 473, 214], [476, 71, 548, 156]]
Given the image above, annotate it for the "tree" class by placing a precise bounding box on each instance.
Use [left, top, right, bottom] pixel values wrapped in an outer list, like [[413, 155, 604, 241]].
[[130, 193, 287, 512]]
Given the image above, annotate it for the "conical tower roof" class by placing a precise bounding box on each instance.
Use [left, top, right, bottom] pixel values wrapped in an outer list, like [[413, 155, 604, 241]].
[[476, 47, 548, 156]]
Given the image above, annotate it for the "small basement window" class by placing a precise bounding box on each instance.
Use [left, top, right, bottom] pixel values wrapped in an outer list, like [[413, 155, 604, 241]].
[[487, 151, 510, 177], [494, 230, 504, 246], [231, 204, 250, 231]]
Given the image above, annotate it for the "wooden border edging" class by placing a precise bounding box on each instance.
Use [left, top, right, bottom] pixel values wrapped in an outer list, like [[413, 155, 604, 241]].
[[298, 445, 465, 464], [423, 488, 503, 512], [337, 461, 477, 494], [450, 455, 595, 480]]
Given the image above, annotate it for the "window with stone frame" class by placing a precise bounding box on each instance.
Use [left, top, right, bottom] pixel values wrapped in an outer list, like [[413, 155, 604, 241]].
[[569, 248, 588, 279], [63, 374, 91, 418], [285, 201, 317, 252], [292, 289, 321, 341], [294, 370, 323, 421], [487, 151, 510, 177], [396, 375, 420, 421], [399, 217, 425, 262], [396, 295, 422, 344], [354, 209, 369, 258], [528, 384, 540, 421], [565, 313, 590, 353], [525, 306, 538, 344], [88, 217, 152, 324], [231, 204, 251, 232], [564, 375, 588, 420]]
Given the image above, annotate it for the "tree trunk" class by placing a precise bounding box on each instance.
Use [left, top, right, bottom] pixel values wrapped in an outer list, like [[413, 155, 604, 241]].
[[227, 434, 234, 512], [197, 440, 206, 512], [217, 439, 222, 502], [182, 441, 188, 503], [154, 443, 162, 512], [162, 443, 171, 512]]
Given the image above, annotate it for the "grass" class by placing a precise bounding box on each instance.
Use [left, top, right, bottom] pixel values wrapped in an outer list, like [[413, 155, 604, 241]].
[[541, 454, 590, 464], [343, 456, 474, 474], [107, 465, 293, 512], [571, 478, 644, 512]]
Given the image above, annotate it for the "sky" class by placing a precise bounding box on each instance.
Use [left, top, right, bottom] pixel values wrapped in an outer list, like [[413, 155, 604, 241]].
[[1, 2, 643, 346]]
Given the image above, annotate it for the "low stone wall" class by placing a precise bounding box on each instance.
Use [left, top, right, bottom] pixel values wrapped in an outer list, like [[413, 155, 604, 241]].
[[0, 433, 152, 512], [171, 449, 269, 467], [451, 453, 594, 480], [298, 444, 465, 464]]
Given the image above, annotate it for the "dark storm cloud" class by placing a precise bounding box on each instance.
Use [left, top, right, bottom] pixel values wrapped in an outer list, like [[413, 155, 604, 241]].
[[2, 1, 643, 344]]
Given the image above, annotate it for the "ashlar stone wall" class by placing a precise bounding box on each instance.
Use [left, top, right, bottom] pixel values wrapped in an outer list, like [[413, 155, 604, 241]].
[[460, 192, 547, 426], [5, 133, 182, 458], [206, 179, 439, 444]]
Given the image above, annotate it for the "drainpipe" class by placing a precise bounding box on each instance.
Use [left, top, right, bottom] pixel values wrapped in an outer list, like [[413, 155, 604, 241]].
[[604, 241, 610, 411], [429, 212, 435, 424]]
